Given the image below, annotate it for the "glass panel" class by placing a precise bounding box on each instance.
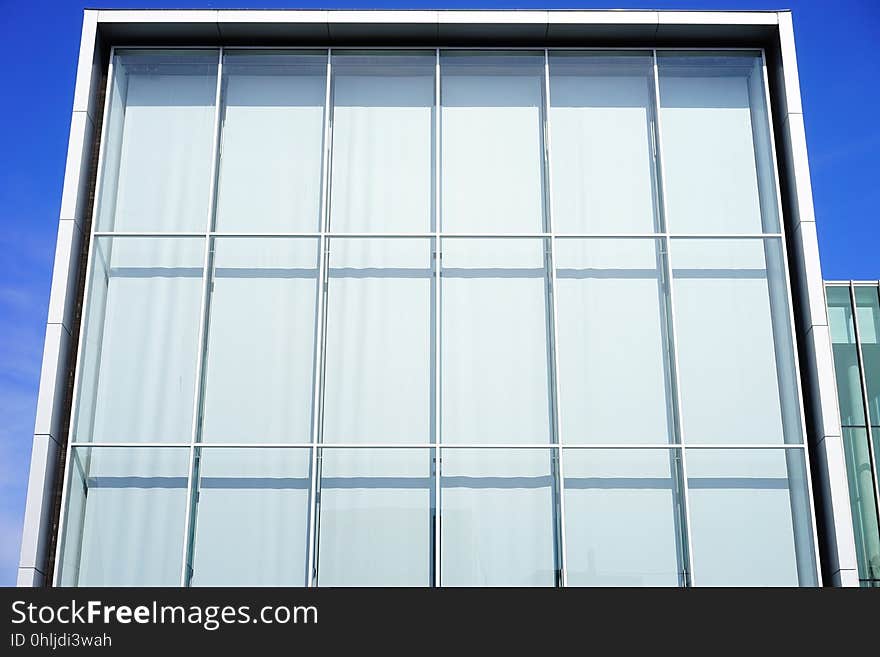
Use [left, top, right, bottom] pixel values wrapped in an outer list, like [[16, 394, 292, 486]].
[[841, 428, 880, 582], [441, 51, 546, 233], [200, 238, 319, 443], [555, 239, 675, 444], [189, 448, 310, 586], [329, 51, 435, 233], [74, 238, 204, 443], [855, 286, 880, 427], [827, 286, 867, 427], [97, 50, 218, 232], [323, 239, 433, 444], [658, 52, 779, 233], [441, 239, 552, 444], [687, 448, 817, 586], [441, 449, 557, 586], [317, 449, 432, 586], [564, 449, 686, 586], [548, 52, 660, 233], [215, 51, 327, 232], [58, 447, 189, 586], [671, 239, 802, 444]]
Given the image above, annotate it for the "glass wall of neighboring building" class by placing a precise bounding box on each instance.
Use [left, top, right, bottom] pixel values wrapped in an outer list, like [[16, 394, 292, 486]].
[[827, 282, 880, 586], [55, 48, 819, 587]]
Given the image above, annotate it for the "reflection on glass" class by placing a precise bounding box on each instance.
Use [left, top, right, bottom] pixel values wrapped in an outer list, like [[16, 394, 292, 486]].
[[672, 239, 801, 444], [828, 286, 868, 426], [564, 449, 686, 586], [442, 239, 552, 444], [687, 449, 817, 586], [441, 449, 557, 586], [200, 239, 319, 443], [658, 52, 778, 233], [441, 51, 546, 233], [549, 52, 660, 233], [854, 286, 880, 427], [555, 239, 674, 444], [58, 447, 189, 586], [215, 51, 327, 232], [317, 449, 432, 586], [330, 51, 435, 233], [97, 50, 218, 232], [841, 428, 880, 582], [74, 238, 204, 443], [323, 239, 433, 444], [189, 448, 310, 586]]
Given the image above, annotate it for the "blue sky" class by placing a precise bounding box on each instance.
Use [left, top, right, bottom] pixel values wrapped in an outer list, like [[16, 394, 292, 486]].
[[0, 0, 877, 586]]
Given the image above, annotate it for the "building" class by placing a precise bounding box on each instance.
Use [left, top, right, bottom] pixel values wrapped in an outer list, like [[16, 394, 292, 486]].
[[17, 9, 856, 587], [826, 281, 880, 586]]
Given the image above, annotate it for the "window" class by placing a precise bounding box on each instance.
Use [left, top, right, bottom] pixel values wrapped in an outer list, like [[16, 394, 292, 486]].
[[215, 51, 326, 232], [563, 449, 687, 586], [329, 51, 435, 233], [189, 448, 311, 586], [441, 449, 558, 586], [549, 52, 659, 233], [686, 449, 816, 586], [657, 52, 778, 233], [441, 52, 546, 233], [554, 239, 675, 444], [58, 48, 817, 587], [322, 239, 433, 444], [671, 239, 801, 444], [58, 447, 189, 586], [200, 238, 319, 444], [441, 239, 553, 444], [96, 50, 218, 233], [74, 237, 204, 444], [316, 449, 433, 585]]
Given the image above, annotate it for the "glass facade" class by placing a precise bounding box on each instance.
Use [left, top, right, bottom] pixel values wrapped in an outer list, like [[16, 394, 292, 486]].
[[55, 48, 818, 587], [827, 282, 880, 586]]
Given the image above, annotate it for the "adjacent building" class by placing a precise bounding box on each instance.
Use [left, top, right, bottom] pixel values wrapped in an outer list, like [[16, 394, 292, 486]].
[[826, 282, 880, 586], [17, 9, 858, 587]]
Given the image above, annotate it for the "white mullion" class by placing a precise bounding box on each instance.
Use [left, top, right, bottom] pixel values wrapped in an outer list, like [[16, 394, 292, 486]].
[[306, 48, 333, 588], [759, 50, 823, 584], [433, 46, 442, 588], [848, 282, 880, 548], [52, 47, 120, 586], [68, 441, 810, 450], [653, 49, 697, 587], [543, 48, 567, 587], [179, 47, 224, 587], [92, 231, 784, 239]]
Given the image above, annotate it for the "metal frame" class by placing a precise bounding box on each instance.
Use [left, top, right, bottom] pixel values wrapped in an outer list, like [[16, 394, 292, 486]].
[[542, 47, 568, 588], [91, 231, 784, 239], [177, 47, 225, 587], [306, 48, 335, 588], [650, 47, 697, 587], [50, 44, 822, 588], [758, 49, 823, 580], [114, 45, 769, 53], [51, 48, 118, 587], [67, 442, 809, 449], [433, 47, 442, 588]]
